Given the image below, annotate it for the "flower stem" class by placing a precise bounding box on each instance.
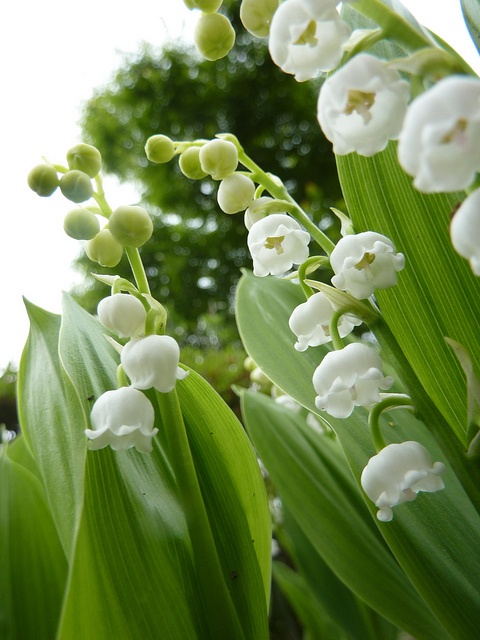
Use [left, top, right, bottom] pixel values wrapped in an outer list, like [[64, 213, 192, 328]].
[[329, 311, 346, 351], [368, 395, 414, 452], [125, 247, 151, 296], [155, 389, 245, 640]]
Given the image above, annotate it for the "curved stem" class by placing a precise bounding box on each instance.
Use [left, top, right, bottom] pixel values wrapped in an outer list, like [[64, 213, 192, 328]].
[[329, 310, 346, 351], [155, 389, 245, 640], [297, 256, 330, 299], [125, 247, 151, 296], [368, 395, 414, 452]]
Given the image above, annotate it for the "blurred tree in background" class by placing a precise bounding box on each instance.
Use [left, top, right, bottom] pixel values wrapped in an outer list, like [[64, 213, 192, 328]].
[[73, 1, 341, 350]]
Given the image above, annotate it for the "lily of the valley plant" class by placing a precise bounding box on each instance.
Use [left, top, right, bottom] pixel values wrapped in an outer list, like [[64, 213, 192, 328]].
[[4, 1, 480, 639]]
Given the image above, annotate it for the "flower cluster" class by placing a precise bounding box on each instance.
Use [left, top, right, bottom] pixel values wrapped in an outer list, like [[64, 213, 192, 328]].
[[85, 293, 188, 453]]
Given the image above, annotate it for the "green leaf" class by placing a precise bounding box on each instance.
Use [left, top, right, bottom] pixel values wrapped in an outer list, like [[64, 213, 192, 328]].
[[55, 293, 270, 639], [461, 0, 480, 54], [0, 437, 67, 640], [17, 300, 88, 556], [236, 272, 480, 639]]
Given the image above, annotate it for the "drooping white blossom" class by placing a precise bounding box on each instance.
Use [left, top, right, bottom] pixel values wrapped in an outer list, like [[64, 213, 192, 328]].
[[313, 342, 394, 418], [288, 291, 361, 351], [85, 386, 158, 453], [269, 0, 351, 82], [121, 335, 189, 393], [247, 214, 310, 276], [330, 231, 405, 299], [398, 75, 480, 192], [317, 53, 410, 156], [274, 393, 302, 413], [244, 196, 272, 230], [361, 441, 445, 522], [97, 294, 147, 338], [450, 188, 480, 275]]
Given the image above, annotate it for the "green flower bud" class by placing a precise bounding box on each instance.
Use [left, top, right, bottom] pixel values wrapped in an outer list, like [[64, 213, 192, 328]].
[[199, 139, 238, 180], [179, 147, 208, 180], [86, 229, 124, 267], [184, 0, 223, 12], [64, 208, 100, 240], [109, 205, 153, 248], [240, 0, 278, 37], [60, 170, 94, 203], [27, 164, 59, 197], [217, 172, 255, 213], [194, 13, 235, 62], [66, 143, 102, 178], [145, 134, 175, 164]]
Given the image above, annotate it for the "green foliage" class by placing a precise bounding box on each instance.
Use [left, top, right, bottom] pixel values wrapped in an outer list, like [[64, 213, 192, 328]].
[[75, 21, 341, 343]]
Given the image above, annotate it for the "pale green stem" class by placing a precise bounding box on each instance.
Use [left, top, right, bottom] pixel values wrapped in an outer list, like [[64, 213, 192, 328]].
[[92, 175, 113, 218], [221, 136, 336, 255], [297, 256, 330, 299], [368, 395, 414, 453], [155, 389, 245, 640], [329, 310, 345, 351], [125, 247, 151, 296]]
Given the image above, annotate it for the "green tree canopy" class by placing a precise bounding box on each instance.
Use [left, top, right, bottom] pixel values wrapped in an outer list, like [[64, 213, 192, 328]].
[[74, 10, 341, 346]]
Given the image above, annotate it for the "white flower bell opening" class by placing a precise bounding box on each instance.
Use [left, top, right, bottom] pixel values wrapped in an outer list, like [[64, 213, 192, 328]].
[[97, 294, 147, 338], [317, 53, 410, 156], [330, 231, 405, 299], [121, 335, 189, 393], [361, 441, 445, 522], [85, 386, 158, 453], [450, 188, 480, 275], [247, 213, 310, 277], [288, 291, 361, 351], [217, 172, 256, 214], [268, 0, 351, 82], [398, 75, 480, 192], [313, 342, 394, 418]]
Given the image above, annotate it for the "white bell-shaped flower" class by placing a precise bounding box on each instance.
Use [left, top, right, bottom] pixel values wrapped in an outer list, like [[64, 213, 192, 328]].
[[317, 54, 410, 156], [398, 75, 480, 192], [121, 335, 189, 393], [269, 0, 351, 81], [244, 196, 273, 230], [450, 188, 480, 275], [289, 291, 361, 351], [313, 342, 394, 418], [217, 173, 256, 214], [247, 213, 310, 277], [330, 231, 405, 299], [97, 294, 147, 338], [361, 441, 445, 522], [85, 386, 158, 453]]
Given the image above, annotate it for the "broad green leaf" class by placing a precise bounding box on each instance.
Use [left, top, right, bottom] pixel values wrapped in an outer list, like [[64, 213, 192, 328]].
[[56, 293, 270, 639], [461, 0, 480, 54], [0, 436, 67, 640], [340, 2, 480, 446], [280, 507, 399, 640], [17, 301, 87, 556], [241, 389, 447, 640], [236, 272, 480, 639]]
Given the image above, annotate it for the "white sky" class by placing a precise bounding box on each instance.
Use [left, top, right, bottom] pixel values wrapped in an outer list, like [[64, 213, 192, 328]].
[[0, 0, 478, 370]]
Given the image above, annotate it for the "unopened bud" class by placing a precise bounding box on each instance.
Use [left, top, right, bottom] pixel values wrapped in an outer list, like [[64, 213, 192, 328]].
[[179, 147, 208, 179], [27, 164, 59, 197], [184, 0, 223, 12], [109, 205, 153, 248], [194, 13, 235, 62], [217, 173, 255, 213], [64, 208, 100, 240], [66, 143, 102, 178], [240, 0, 278, 37], [86, 229, 124, 267], [145, 134, 175, 164], [199, 139, 238, 180], [60, 170, 94, 203]]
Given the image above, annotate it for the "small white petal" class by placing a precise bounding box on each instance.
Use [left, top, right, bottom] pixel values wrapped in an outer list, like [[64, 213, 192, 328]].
[[97, 294, 147, 338], [450, 188, 480, 275], [318, 54, 410, 156], [122, 335, 189, 393], [361, 441, 445, 521], [247, 214, 310, 277], [398, 75, 480, 192], [85, 386, 158, 453]]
